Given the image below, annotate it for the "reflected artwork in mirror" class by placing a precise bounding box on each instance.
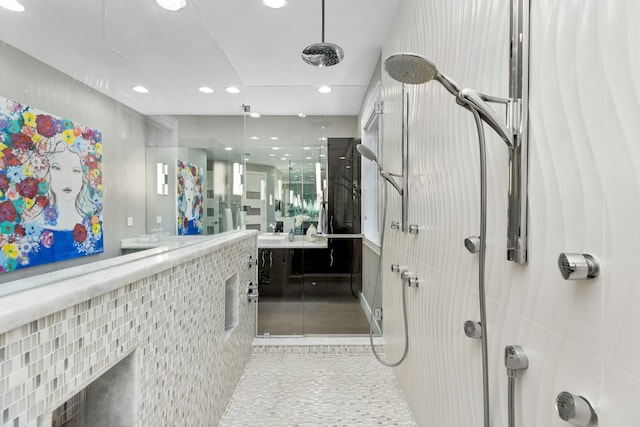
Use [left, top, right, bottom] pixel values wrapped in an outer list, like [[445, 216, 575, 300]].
[[0, 96, 104, 273], [177, 159, 204, 235]]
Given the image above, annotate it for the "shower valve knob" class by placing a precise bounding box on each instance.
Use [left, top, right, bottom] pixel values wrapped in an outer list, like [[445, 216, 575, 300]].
[[408, 224, 423, 234], [463, 320, 482, 339], [391, 264, 407, 273], [390, 221, 401, 230], [557, 253, 600, 280], [555, 392, 598, 426]]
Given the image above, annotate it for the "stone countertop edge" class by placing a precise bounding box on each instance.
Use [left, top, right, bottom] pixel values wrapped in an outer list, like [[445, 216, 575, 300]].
[[0, 230, 257, 335]]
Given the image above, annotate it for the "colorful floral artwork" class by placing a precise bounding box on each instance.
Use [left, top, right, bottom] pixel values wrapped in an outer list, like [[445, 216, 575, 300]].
[[0, 97, 103, 273], [177, 160, 203, 235]]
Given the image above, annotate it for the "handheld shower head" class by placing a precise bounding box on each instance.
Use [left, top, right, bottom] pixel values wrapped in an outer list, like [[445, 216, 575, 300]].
[[383, 52, 514, 148], [384, 53, 461, 96], [355, 143, 378, 163], [356, 143, 403, 196]]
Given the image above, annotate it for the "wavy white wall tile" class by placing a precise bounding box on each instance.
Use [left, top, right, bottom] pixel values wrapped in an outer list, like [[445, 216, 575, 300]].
[[378, 0, 640, 425]]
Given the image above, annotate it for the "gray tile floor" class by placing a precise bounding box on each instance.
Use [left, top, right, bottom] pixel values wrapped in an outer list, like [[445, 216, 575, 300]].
[[218, 352, 416, 427]]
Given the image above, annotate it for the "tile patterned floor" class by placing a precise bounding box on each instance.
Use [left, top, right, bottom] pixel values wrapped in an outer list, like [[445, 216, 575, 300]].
[[218, 352, 416, 427]]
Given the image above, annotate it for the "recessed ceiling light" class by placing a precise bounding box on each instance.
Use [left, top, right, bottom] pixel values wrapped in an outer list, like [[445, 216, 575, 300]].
[[303, 147, 311, 150], [319, 137, 327, 141], [318, 86, 332, 94], [270, 136, 279, 141], [339, 156, 346, 160], [271, 147, 280, 150], [156, 0, 186, 11], [0, 0, 24, 12], [132, 86, 149, 94], [262, 0, 287, 8], [284, 154, 290, 157], [281, 157, 287, 161], [320, 154, 326, 157], [225, 147, 233, 151], [225, 86, 240, 94], [269, 154, 275, 157], [249, 136, 259, 140], [298, 113, 306, 118], [305, 156, 312, 160], [198, 86, 214, 94], [249, 112, 261, 118]]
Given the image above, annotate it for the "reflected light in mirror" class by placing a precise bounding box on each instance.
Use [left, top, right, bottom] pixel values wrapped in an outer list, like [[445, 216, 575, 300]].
[[232, 162, 243, 196]]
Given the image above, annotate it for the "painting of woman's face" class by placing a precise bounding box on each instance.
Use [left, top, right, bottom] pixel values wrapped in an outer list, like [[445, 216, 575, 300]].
[[49, 146, 83, 202]]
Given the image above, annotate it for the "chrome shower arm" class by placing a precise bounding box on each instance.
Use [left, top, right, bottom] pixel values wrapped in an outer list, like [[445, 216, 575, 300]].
[[380, 170, 403, 196], [458, 88, 514, 149]]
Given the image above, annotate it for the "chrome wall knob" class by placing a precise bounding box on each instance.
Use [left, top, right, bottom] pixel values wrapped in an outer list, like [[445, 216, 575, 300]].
[[557, 253, 600, 280], [555, 392, 597, 426]]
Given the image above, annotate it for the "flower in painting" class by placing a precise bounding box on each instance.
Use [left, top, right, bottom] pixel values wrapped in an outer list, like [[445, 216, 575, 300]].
[[6, 99, 21, 113], [21, 125, 34, 138], [18, 239, 33, 255], [30, 154, 47, 172], [17, 177, 39, 199], [35, 115, 56, 137], [14, 224, 25, 237], [2, 243, 17, 258], [0, 115, 8, 131], [40, 230, 54, 248], [6, 166, 25, 183], [0, 222, 14, 235], [36, 195, 49, 208], [24, 221, 42, 241], [61, 119, 73, 130], [37, 181, 49, 195], [4, 258, 17, 272], [0, 174, 8, 191], [7, 120, 21, 134], [61, 129, 76, 145], [91, 223, 101, 235], [22, 111, 36, 128], [0, 201, 17, 222], [12, 199, 24, 215], [2, 149, 20, 167], [82, 128, 94, 140], [95, 143, 102, 155], [43, 206, 58, 225], [22, 164, 34, 177], [72, 223, 87, 243], [93, 130, 102, 143], [23, 198, 34, 210], [85, 155, 98, 170], [11, 133, 32, 151]]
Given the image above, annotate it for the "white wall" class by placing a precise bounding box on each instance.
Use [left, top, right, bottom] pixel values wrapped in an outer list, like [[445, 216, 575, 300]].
[[0, 42, 147, 283], [379, 0, 640, 425]]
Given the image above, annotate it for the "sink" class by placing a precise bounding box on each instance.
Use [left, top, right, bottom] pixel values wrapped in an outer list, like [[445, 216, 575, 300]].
[[257, 234, 288, 242]]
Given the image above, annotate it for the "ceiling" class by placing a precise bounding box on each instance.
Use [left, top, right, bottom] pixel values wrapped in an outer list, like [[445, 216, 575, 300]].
[[0, 0, 399, 178], [0, 0, 399, 117]]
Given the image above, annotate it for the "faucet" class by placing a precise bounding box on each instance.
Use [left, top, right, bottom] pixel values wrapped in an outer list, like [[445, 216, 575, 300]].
[[268, 223, 278, 235]]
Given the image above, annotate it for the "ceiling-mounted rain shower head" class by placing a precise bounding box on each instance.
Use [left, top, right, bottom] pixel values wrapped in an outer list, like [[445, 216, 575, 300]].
[[302, 0, 344, 67]]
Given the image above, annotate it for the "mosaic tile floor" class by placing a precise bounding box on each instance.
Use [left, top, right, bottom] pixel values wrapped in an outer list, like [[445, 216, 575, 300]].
[[218, 352, 416, 427]]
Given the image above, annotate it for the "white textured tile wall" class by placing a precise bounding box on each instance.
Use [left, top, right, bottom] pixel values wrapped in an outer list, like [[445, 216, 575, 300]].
[[379, 0, 640, 425], [0, 235, 256, 427]]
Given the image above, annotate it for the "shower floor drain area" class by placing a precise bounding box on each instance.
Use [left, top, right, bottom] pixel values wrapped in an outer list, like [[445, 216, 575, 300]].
[[218, 351, 416, 427]]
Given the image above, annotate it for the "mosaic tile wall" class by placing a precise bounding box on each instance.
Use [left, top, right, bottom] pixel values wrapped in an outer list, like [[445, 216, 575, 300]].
[[0, 236, 256, 427]]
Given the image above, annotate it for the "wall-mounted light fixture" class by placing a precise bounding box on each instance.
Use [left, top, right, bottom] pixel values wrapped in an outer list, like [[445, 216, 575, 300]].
[[156, 162, 168, 195], [156, 0, 186, 11]]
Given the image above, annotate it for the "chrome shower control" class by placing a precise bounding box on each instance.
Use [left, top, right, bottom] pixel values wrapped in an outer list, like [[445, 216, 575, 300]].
[[504, 345, 528, 377], [555, 392, 597, 426], [391, 264, 407, 273], [464, 320, 482, 338], [400, 271, 420, 287], [464, 236, 481, 254], [247, 255, 258, 268], [558, 253, 600, 280], [390, 221, 401, 230], [408, 224, 423, 234]]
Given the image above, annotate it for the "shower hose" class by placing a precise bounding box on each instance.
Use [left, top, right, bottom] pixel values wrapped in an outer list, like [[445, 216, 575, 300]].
[[368, 177, 409, 367], [470, 105, 491, 427]]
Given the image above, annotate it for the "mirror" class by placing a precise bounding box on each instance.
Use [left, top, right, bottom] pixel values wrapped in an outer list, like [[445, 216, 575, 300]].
[[144, 86, 361, 236]]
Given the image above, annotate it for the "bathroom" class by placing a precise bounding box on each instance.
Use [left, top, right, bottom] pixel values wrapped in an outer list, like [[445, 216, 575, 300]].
[[1, 0, 639, 426]]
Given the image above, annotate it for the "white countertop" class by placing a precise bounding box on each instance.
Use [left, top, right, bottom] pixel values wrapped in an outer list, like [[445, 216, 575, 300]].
[[0, 230, 257, 334], [257, 233, 329, 249]]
